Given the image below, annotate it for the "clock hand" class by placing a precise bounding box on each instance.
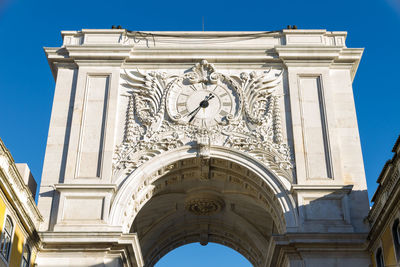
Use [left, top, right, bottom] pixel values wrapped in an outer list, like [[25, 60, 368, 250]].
[[187, 93, 213, 117], [188, 93, 215, 123], [201, 93, 213, 103], [187, 105, 201, 117], [205, 93, 214, 101], [199, 93, 215, 108], [189, 108, 201, 123]]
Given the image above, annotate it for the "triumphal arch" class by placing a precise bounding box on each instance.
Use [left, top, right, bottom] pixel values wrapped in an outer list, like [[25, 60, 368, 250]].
[[37, 29, 371, 266]]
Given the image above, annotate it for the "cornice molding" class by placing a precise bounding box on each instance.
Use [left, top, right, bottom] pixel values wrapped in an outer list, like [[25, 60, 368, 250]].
[[0, 139, 43, 233], [291, 184, 353, 193], [367, 179, 400, 248], [368, 162, 400, 239], [54, 183, 117, 193], [271, 232, 368, 266], [39, 231, 125, 242], [276, 46, 363, 81], [65, 45, 132, 59], [274, 232, 368, 245], [39, 231, 143, 266], [275, 45, 343, 59], [44, 29, 361, 80], [44, 44, 362, 82]]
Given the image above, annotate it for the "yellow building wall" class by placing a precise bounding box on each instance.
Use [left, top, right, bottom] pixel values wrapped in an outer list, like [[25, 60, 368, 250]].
[[30, 252, 36, 267], [0, 188, 36, 267], [0, 195, 6, 231], [382, 225, 397, 266], [9, 224, 24, 267], [370, 253, 376, 267]]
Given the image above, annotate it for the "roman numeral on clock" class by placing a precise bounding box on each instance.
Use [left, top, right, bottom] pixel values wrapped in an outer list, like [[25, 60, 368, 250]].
[[180, 108, 189, 116], [219, 110, 228, 116]]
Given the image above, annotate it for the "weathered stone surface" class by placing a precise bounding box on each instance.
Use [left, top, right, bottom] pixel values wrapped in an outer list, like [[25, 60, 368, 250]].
[[37, 29, 370, 266]]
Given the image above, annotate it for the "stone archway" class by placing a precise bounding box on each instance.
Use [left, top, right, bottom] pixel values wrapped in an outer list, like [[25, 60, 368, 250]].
[[109, 147, 299, 266], [106, 59, 300, 266], [37, 30, 372, 267]]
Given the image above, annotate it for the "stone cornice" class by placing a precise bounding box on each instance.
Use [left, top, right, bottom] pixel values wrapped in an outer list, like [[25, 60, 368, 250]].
[[275, 46, 343, 60], [274, 232, 368, 246], [39, 231, 128, 243], [65, 45, 132, 59], [125, 47, 280, 64], [271, 233, 368, 266], [54, 183, 117, 192], [291, 184, 353, 194], [39, 231, 143, 266], [44, 45, 362, 80], [44, 29, 362, 81], [276, 46, 363, 81], [0, 138, 43, 234]]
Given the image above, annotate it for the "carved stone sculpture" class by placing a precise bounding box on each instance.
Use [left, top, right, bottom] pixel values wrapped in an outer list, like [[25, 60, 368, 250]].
[[114, 60, 293, 181]]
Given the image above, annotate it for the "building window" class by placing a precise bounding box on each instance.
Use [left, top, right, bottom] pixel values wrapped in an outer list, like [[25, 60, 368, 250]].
[[376, 247, 385, 267], [0, 216, 13, 261], [20, 244, 31, 267], [393, 219, 400, 261]]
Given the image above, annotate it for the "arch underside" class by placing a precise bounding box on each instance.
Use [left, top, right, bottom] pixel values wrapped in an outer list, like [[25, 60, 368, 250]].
[[128, 157, 290, 266]]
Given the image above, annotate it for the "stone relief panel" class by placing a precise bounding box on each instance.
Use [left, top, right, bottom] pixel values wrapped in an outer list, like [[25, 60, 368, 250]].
[[113, 60, 293, 182]]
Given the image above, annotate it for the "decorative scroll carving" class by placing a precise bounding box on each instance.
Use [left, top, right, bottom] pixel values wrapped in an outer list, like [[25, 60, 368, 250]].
[[121, 69, 177, 132], [187, 59, 218, 84], [115, 60, 293, 182], [231, 69, 283, 125]]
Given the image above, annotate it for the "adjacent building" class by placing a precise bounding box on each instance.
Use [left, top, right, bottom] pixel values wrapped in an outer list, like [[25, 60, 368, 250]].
[[368, 135, 400, 267], [0, 138, 42, 267]]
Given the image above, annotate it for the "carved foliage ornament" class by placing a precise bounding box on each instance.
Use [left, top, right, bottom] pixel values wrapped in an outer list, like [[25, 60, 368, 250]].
[[114, 60, 293, 181]]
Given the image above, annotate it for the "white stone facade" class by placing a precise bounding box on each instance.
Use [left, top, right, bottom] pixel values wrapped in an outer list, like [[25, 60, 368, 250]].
[[37, 29, 371, 266]]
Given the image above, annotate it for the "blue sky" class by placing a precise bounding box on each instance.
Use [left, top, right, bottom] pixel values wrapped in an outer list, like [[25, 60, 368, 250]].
[[1, 0, 399, 265]]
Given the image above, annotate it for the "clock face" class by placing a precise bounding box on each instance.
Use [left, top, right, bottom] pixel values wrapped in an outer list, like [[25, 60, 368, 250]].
[[167, 79, 239, 127]]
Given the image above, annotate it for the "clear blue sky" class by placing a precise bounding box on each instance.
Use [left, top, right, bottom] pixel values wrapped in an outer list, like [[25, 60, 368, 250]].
[[1, 0, 399, 265]]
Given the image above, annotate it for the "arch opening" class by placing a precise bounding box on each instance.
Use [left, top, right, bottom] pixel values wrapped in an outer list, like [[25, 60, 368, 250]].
[[121, 156, 293, 266], [155, 242, 252, 267]]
